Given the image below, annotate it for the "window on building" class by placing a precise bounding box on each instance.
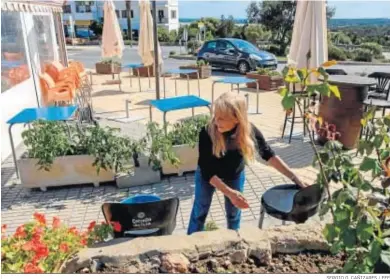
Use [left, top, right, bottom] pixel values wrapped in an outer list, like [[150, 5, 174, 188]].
[[122, 10, 134, 18], [1, 12, 31, 93], [171, 10, 177, 19], [115, 10, 120, 18], [158, 10, 164, 18], [76, 1, 94, 13], [63, 5, 71, 13]]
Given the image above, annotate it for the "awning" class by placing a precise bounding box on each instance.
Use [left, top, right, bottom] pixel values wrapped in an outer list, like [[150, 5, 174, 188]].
[[1, 0, 64, 13], [74, 20, 93, 26]]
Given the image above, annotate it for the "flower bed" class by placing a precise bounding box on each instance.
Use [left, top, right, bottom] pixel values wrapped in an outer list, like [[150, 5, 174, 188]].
[[90, 252, 345, 274], [1, 213, 121, 273]]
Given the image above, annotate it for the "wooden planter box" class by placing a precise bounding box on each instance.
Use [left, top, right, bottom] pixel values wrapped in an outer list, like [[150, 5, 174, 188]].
[[18, 155, 115, 191], [161, 144, 198, 176], [179, 65, 212, 79], [132, 64, 157, 77], [246, 72, 284, 91], [95, 62, 121, 75], [116, 155, 161, 188]]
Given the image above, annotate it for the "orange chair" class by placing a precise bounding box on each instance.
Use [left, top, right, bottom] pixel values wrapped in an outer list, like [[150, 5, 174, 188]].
[[39, 73, 74, 106], [69, 60, 90, 87], [45, 62, 80, 89]]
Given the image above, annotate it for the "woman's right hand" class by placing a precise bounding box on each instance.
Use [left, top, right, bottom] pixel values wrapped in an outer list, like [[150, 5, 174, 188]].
[[228, 190, 249, 209]]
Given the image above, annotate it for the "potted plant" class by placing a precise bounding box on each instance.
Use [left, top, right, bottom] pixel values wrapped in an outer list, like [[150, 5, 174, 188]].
[[115, 138, 162, 188], [279, 61, 390, 273], [95, 57, 121, 74], [19, 121, 134, 191], [146, 115, 210, 176], [132, 64, 162, 77], [179, 60, 212, 79], [246, 68, 284, 90]]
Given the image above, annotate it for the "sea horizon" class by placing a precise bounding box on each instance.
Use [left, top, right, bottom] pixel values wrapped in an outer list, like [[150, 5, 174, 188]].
[[179, 17, 390, 27]]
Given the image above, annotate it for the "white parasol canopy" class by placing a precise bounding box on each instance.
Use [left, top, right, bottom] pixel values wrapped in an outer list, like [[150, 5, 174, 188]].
[[288, 0, 328, 69], [101, 0, 124, 58], [138, 0, 162, 66]]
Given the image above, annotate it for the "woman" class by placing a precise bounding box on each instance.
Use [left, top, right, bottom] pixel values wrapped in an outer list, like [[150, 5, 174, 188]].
[[187, 92, 309, 235]]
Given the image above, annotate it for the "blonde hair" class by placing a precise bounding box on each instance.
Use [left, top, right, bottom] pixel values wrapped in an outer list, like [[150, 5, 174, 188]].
[[208, 92, 255, 162]]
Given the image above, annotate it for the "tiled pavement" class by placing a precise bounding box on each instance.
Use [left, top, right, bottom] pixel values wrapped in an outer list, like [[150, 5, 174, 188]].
[[1, 71, 324, 236]]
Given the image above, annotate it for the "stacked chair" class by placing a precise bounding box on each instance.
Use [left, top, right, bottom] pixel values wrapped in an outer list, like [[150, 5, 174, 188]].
[[41, 60, 95, 123]]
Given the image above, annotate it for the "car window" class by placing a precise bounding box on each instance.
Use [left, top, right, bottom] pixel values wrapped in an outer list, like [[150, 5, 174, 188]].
[[232, 40, 258, 52], [205, 41, 217, 50], [217, 41, 235, 51], [226, 42, 235, 50]]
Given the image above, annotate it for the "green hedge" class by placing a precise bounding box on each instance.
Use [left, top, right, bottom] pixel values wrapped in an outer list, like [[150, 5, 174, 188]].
[[328, 45, 348, 61], [353, 48, 373, 62]]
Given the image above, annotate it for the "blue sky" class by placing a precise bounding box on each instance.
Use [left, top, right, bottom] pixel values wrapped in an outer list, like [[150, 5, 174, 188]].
[[178, 1, 390, 19]]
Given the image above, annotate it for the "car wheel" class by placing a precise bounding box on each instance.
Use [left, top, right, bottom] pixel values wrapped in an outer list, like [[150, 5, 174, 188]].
[[238, 61, 249, 74]]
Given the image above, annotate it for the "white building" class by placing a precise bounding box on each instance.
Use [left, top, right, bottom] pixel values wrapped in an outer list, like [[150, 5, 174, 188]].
[[62, 0, 179, 35]]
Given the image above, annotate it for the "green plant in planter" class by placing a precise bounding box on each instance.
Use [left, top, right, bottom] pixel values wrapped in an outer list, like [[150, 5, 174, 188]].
[[145, 115, 210, 170], [22, 121, 75, 171], [22, 121, 136, 174], [145, 122, 179, 170], [76, 125, 135, 174], [100, 56, 121, 66], [280, 61, 390, 273], [256, 68, 281, 76], [196, 59, 209, 67]]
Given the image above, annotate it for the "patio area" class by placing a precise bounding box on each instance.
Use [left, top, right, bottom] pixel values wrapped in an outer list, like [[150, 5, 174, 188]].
[[1, 70, 324, 235]]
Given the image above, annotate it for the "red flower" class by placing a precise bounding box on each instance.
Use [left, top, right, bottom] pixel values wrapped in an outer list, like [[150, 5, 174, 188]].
[[33, 212, 46, 226], [32, 227, 44, 241], [59, 243, 69, 253], [87, 221, 96, 232], [79, 238, 87, 246], [1, 224, 7, 234], [24, 262, 43, 274], [22, 241, 35, 251], [52, 217, 61, 229], [14, 225, 27, 238], [35, 245, 49, 260], [68, 226, 79, 235], [111, 221, 122, 232]]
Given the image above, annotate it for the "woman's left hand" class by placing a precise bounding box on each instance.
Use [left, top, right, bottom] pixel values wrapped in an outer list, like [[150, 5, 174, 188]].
[[293, 175, 310, 188]]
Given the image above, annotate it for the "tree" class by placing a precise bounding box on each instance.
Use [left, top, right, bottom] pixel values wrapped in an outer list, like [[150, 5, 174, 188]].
[[330, 32, 352, 45], [244, 24, 272, 44], [216, 15, 235, 38], [233, 25, 246, 39], [169, 30, 178, 43], [189, 17, 220, 38], [89, 20, 103, 36], [205, 31, 214, 41], [246, 1, 336, 54], [157, 27, 170, 42]]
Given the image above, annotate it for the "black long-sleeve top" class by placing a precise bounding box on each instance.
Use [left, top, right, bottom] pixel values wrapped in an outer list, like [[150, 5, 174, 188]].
[[198, 123, 275, 182]]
